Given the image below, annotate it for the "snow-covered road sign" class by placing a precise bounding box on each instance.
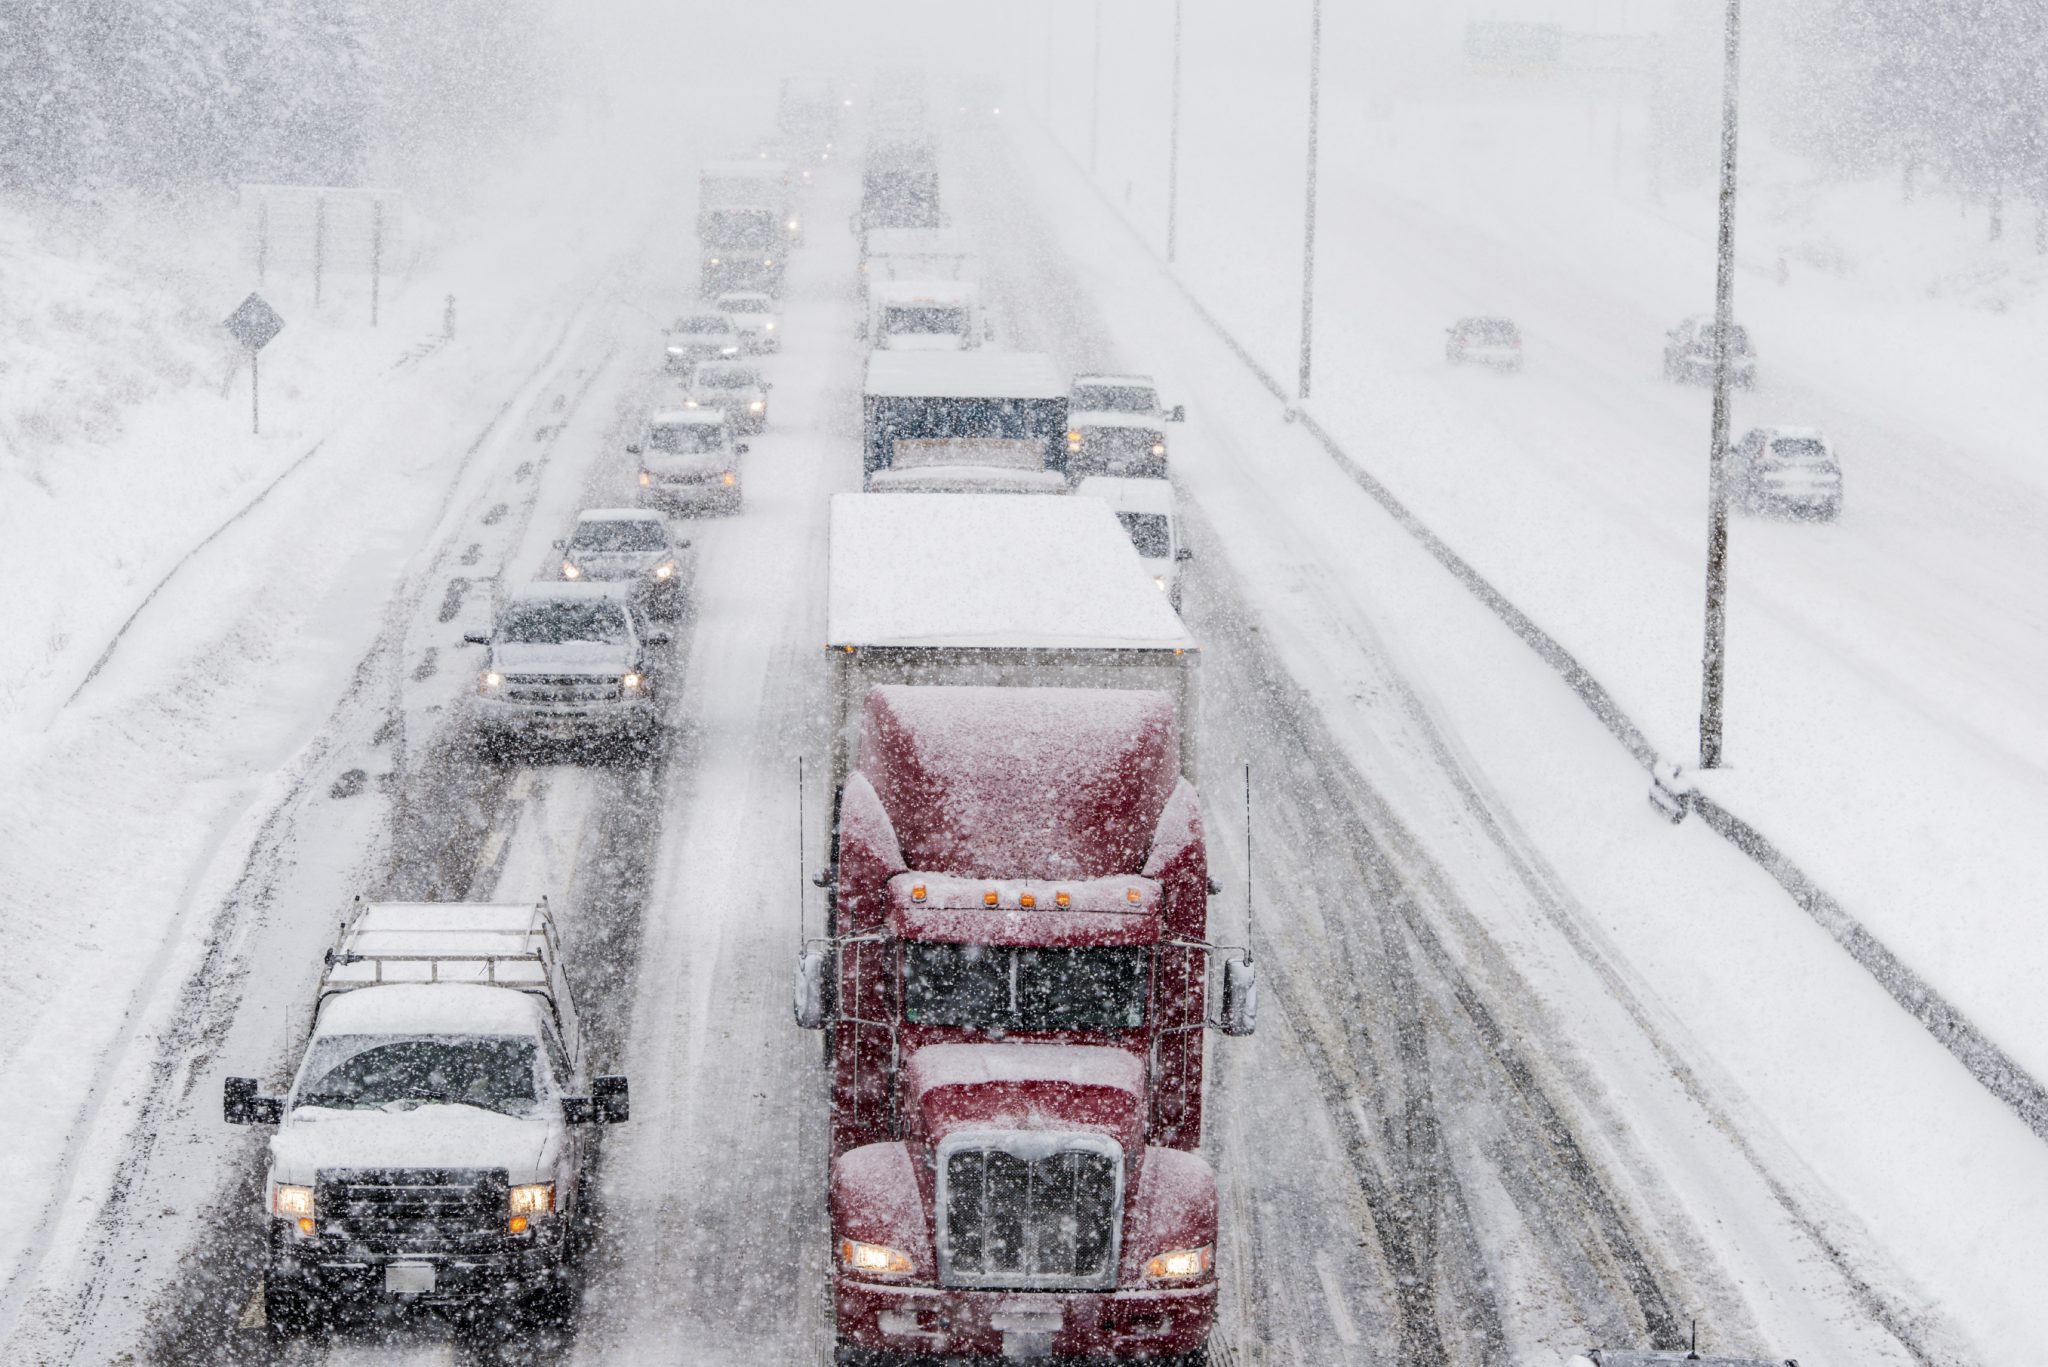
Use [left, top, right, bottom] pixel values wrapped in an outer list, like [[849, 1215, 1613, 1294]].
[[224, 293, 285, 352]]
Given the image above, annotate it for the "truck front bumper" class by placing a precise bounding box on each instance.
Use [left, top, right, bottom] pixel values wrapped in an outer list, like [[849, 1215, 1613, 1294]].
[[835, 1276, 1214, 1361], [268, 1220, 569, 1310]]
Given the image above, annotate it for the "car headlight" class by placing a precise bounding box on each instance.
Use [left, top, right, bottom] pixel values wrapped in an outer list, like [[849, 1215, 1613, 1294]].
[[654, 561, 675, 580], [1144, 1245, 1212, 1281], [1151, 441, 1167, 457], [621, 672, 643, 691], [480, 671, 503, 691], [839, 1237, 913, 1277], [273, 1183, 316, 1235], [561, 561, 581, 579], [639, 470, 652, 486], [721, 346, 739, 355], [666, 345, 685, 356], [763, 320, 775, 331], [749, 400, 764, 412], [508, 1181, 554, 1233], [684, 398, 700, 408], [709, 256, 721, 265], [1154, 575, 1168, 591], [787, 219, 799, 231], [722, 472, 736, 486], [762, 258, 774, 267]]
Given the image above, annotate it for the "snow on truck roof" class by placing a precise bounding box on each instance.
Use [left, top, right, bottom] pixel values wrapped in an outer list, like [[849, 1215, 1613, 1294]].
[[871, 278, 980, 304], [863, 350, 1066, 400], [826, 493, 1194, 651]]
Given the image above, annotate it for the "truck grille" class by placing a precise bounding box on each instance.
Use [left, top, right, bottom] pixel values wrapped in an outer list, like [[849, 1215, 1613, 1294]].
[[316, 1168, 507, 1254], [941, 1147, 1119, 1289], [502, 673, 622, 704]]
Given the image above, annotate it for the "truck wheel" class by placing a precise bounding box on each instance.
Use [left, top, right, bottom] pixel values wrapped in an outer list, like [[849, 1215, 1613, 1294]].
[[262, 1279, 324, 1340]]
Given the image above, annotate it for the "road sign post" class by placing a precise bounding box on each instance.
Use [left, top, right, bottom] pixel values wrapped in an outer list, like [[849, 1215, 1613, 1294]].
[[224, 293, 286, 435]]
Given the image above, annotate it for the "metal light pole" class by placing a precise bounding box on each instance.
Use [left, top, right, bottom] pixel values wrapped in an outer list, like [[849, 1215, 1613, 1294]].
[[1297, 0, 1324, 400], [1089, 1, 1104, 174], [1167, 0, 1184, 262], [1697, 0, 1743, 769]]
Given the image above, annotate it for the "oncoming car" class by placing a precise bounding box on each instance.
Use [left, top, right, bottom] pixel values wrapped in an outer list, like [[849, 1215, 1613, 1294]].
[[465, 583, 669, 757], [554, 508, 688, 618], [714, 291, 781, 353], [1445, 316, 1523, 370], [665, 313, 742, 372], [632, 409, 747, 513], [1665, 314, 1757, 388], [1730, 426, 1841, 521], [683, 360, 772, 435]]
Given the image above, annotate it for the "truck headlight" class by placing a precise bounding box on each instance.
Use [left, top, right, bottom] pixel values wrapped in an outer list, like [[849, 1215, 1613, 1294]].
[[273, 1183, 315, 1234], [1144, 1245, 1212, 1280], [509, 1182, 554, 1233], [621, 672, 643, 691], [839, 1237, 913, 1276], [722, 472, 736, 486], [684, 398, 700, 408], [560, 561, 581, 579], [749, 400, 764, 412], [721, 345, 739, 355], [1151, 441, 1167, 457], [763, 320, 775, 331], [654, 561, 675, 580], [480, 671, 503, 691], [639, 471, 652, 486]]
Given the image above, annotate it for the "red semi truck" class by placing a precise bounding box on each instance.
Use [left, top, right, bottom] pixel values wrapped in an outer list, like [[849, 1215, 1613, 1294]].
[[796, 495, 1254, 1365]]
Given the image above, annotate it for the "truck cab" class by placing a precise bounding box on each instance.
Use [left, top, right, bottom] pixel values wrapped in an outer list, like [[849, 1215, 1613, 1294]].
[[865, 279, 992, 352], [223, 901, 628, 1333], [798, 686, 1251, 1364]]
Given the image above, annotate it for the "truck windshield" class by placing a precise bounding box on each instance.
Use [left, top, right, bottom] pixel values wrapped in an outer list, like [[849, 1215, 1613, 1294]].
[[701, 209, 778, 247], [1071, 385, 1156, 414], [715, 296, 770, 314], [1115, 512, 1171, 559], [905, 945, 1148, 1031], [882, 305, 968, 336], [499, 600, 629, 645], [573, 521, 666, 552], [294, 1035, 540, 1117]]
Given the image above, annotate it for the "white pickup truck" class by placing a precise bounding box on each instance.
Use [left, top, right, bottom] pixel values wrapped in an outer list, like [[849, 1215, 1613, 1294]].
[[223, 900, 627, 1334]]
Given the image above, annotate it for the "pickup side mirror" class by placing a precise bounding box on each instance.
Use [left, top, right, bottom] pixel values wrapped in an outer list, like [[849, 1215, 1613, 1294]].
[[793, 948, 829, 1030], [594, 1075, 630, 1124], [644, 631, 672, 646], [462, 633, 491, 646], [224, 1076, 283, 1125], [1217, 956, 1257, 1037], [735, 443, 750, 455], [1168, 404, 1187, 423], [626, 443, 644, 455], [1174, 546, 1194, 563]]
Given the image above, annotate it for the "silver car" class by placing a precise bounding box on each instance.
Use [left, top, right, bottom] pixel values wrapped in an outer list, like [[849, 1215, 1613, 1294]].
[[683, 361, 771, 435], [554, 508, 689, 618], [1731, 426, 1841, 521], [633, 409, 747, 513], [714, 292, 782, 353], [1065, 372, 1185, 479], [665, 313, 742, 374], [466, 584, 668, 757]]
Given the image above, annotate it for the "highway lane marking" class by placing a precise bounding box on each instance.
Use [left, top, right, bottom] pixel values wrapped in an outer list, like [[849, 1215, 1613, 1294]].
[[1314, 1254, 1362, 1346]]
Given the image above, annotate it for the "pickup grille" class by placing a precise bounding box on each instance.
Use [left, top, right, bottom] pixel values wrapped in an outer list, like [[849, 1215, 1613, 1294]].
[[502, 673, 622, 704], [316, 1168, 507, 1254], [942, 1148, 1119, 1289]]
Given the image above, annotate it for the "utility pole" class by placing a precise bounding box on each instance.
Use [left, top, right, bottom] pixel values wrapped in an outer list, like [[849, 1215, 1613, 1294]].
[[1089, 1, 1104, 174], [1167, 0, 1184, 262], [1297, 0, 1324, 400], [1697, 0, 1742, 769]]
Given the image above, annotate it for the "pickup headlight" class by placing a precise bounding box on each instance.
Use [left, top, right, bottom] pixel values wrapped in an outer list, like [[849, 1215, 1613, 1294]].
[[763, 320, 775, 331], [1154, 575, 1168, 591], [508, 1182, 554, 1233], [1151, 441, 1167, 457], [1144, 1245, 1212, 1281], [639, 471, 652, 487], [273, 1183, 315, 1235], [480, 671, 503, 691], [749, 400, 764, 412], [621, 672, 643, 691], [839, 1237, 913, 1276], [684, 398, 700, 408], [560, 561, 581, 579], [721, 345, 739, 355], [653, 561, 675, 580]]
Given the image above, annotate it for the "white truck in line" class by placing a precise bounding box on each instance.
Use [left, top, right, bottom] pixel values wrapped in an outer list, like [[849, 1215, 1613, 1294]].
[[224, 900, 628, 1334], [863, 277, 994, 351]]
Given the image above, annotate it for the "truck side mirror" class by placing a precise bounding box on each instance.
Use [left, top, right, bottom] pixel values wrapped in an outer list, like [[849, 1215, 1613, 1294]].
[[793, 948, 829, 1029], [462, 633, 491, 646], [1174, 547, 1193, 563], [594, 1075, 631, 1124], [224, 1076, 283, 1125], [1168, 405, 1187, 423], [1217, 956, 1257, 1037], [562, 1096, 595, 1124]]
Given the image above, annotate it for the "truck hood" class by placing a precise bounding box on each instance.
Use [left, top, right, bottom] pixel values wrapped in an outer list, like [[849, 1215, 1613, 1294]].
[[903, 1042, 1147, 1155], [493, 641, 633, 673], [269, 1104, 557, 1187]]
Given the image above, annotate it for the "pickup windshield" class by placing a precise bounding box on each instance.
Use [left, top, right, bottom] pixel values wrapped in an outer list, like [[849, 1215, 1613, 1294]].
[[694, 365, 760, 390], [672, 317, 731, 335], [499, 600, 629, 645], [294, 1035, 540, 1117], [905, 945, 1148, 1031], [573, 521, 666, 552], [1071, 385, 1157, 414]]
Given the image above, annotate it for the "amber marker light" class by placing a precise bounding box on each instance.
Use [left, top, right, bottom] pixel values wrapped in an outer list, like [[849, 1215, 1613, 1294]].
[[1127, 888, 1143, 905], [910, 883, 927, 903], [1019, 893, 1036, 909], [1055, 891, 1071, 908], [983, 890, 1000, 907]]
